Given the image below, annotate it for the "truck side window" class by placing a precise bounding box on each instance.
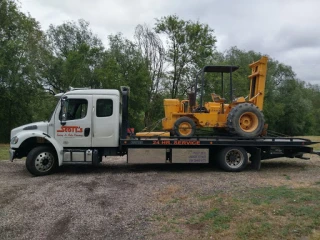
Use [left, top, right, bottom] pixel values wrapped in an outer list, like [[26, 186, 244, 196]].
[[97, 99, 113, 117], [59, 99, 88, 121]]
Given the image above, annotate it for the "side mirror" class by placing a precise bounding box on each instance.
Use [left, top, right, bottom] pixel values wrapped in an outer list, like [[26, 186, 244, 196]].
[[60, 96, 68, 126]]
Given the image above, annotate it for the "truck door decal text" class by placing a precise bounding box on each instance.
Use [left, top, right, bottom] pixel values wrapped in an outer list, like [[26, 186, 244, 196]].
[[56, 126, 84, 137]]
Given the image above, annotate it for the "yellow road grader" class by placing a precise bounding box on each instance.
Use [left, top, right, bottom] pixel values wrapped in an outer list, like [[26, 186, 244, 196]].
[[162, 56, 268, 138]]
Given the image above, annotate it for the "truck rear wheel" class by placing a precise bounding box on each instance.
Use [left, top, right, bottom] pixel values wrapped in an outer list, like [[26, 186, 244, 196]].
[[227, 103, 264, 138], [218, 147, 248, 172], [174, 117, 196, 137], [26, 146, 58, 176]]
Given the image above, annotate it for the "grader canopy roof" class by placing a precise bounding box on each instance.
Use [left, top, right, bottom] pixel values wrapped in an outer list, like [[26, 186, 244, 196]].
[[202, 65, 239, 73], [197, 65, 239, 108]]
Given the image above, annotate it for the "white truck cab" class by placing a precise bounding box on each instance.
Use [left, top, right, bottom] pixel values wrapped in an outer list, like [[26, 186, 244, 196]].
[[9, 88, 127, 176]]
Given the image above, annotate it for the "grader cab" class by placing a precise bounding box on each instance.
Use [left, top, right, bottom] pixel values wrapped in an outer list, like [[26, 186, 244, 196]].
[[162, 56, 268, 138]]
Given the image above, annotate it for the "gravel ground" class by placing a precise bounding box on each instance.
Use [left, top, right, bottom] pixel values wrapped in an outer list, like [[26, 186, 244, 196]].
[[1, 155, 320, 240]]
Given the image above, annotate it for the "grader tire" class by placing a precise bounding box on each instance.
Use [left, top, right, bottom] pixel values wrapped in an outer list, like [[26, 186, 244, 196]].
[[227, 103, 264, 138], [174, 117, 196, 137]]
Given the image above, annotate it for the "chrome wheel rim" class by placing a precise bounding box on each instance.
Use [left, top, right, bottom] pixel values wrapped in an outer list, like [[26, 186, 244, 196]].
[[35, 152, 54, 172], [225, 149, 244, 168]]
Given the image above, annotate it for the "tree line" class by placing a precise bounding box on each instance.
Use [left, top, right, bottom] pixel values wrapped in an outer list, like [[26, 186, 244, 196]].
[[1, 0, 320, 142]]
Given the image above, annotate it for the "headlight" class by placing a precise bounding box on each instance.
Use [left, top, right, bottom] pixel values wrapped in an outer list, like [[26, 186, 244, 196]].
[[10, 136, 19, 144]]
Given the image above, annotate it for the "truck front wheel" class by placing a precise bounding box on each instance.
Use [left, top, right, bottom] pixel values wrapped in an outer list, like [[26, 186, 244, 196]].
[[26, 146, 58, 176], [218, 147, 248, 172]]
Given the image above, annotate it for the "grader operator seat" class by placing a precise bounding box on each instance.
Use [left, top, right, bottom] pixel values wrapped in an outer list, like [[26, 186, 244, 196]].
[[211, 93, 225, 103], [196, 65, 239, 109]]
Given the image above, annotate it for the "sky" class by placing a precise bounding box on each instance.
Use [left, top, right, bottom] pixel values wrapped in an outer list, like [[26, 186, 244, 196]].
[[20, 0, 320, 84]]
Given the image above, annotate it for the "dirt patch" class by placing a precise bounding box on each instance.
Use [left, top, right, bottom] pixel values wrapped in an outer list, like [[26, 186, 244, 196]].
[[0, 155, 320, 239], [47, 214, 72, 240], [156, 185, 181, 203]]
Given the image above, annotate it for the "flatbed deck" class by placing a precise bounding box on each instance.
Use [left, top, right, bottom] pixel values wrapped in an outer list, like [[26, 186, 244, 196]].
[[119, 136, 317, 171], [121, 136, 315, 147]]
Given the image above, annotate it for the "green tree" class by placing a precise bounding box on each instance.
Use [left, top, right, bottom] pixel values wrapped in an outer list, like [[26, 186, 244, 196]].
[[290, 83, 320, 136], [0, 0, 49, 142], [274, 79, 313, 135], [99, 34, 151, 131], [43, 19, 104, 92], [134, 24, 166, 127], [155, 15, 217, 98]]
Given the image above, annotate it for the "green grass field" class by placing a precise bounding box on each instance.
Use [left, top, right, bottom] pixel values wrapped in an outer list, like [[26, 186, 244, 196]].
[[0, 144, 9, 160], [151, 185, 320, 239]]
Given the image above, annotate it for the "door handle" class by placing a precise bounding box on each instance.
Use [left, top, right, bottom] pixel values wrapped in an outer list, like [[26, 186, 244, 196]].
[[84, 128, 90, 137]]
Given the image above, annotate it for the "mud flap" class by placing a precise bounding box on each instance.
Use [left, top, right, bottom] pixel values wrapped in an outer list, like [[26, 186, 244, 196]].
[[92, 149, 100, 166], [250, 147, 261, 171]]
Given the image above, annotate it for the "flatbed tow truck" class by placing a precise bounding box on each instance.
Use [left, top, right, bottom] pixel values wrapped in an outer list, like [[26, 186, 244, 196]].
[[9, 87, 317, 176]]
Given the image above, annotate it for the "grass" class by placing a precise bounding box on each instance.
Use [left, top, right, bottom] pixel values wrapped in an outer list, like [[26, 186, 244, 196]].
[[147, 136, 320, 239], [235, 186, 320, 239], [283, 174, 291, 180], [150, 185, 320, 239], [0, 144, 9, 160]]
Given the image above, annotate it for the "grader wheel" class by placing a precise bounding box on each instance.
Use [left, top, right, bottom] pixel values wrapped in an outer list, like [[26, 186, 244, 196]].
[[227, 103, 264, 138], [174, 117, 196, 137]]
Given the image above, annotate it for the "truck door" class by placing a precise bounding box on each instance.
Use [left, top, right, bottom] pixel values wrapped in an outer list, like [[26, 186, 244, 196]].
[[54, 95, 92, 147], [92, 95, 120, 147]]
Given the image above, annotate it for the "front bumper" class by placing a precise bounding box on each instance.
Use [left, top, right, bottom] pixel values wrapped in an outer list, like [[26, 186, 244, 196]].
[[9, 149, 16, 162]]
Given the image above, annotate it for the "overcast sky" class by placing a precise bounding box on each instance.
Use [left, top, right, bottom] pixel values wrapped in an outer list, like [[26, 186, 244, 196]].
[[20, 0, 320, 84]]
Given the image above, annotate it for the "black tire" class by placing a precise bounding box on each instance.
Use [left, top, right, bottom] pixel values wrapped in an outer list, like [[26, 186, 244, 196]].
[[26, 146, 58, 176], [218, 147, 248, 172], [174, 117, 196, 137], [227, 103, 264, 138]]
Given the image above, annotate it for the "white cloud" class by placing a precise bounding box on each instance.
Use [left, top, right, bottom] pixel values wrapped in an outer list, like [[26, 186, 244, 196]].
[[20, 0, 320, 84]]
